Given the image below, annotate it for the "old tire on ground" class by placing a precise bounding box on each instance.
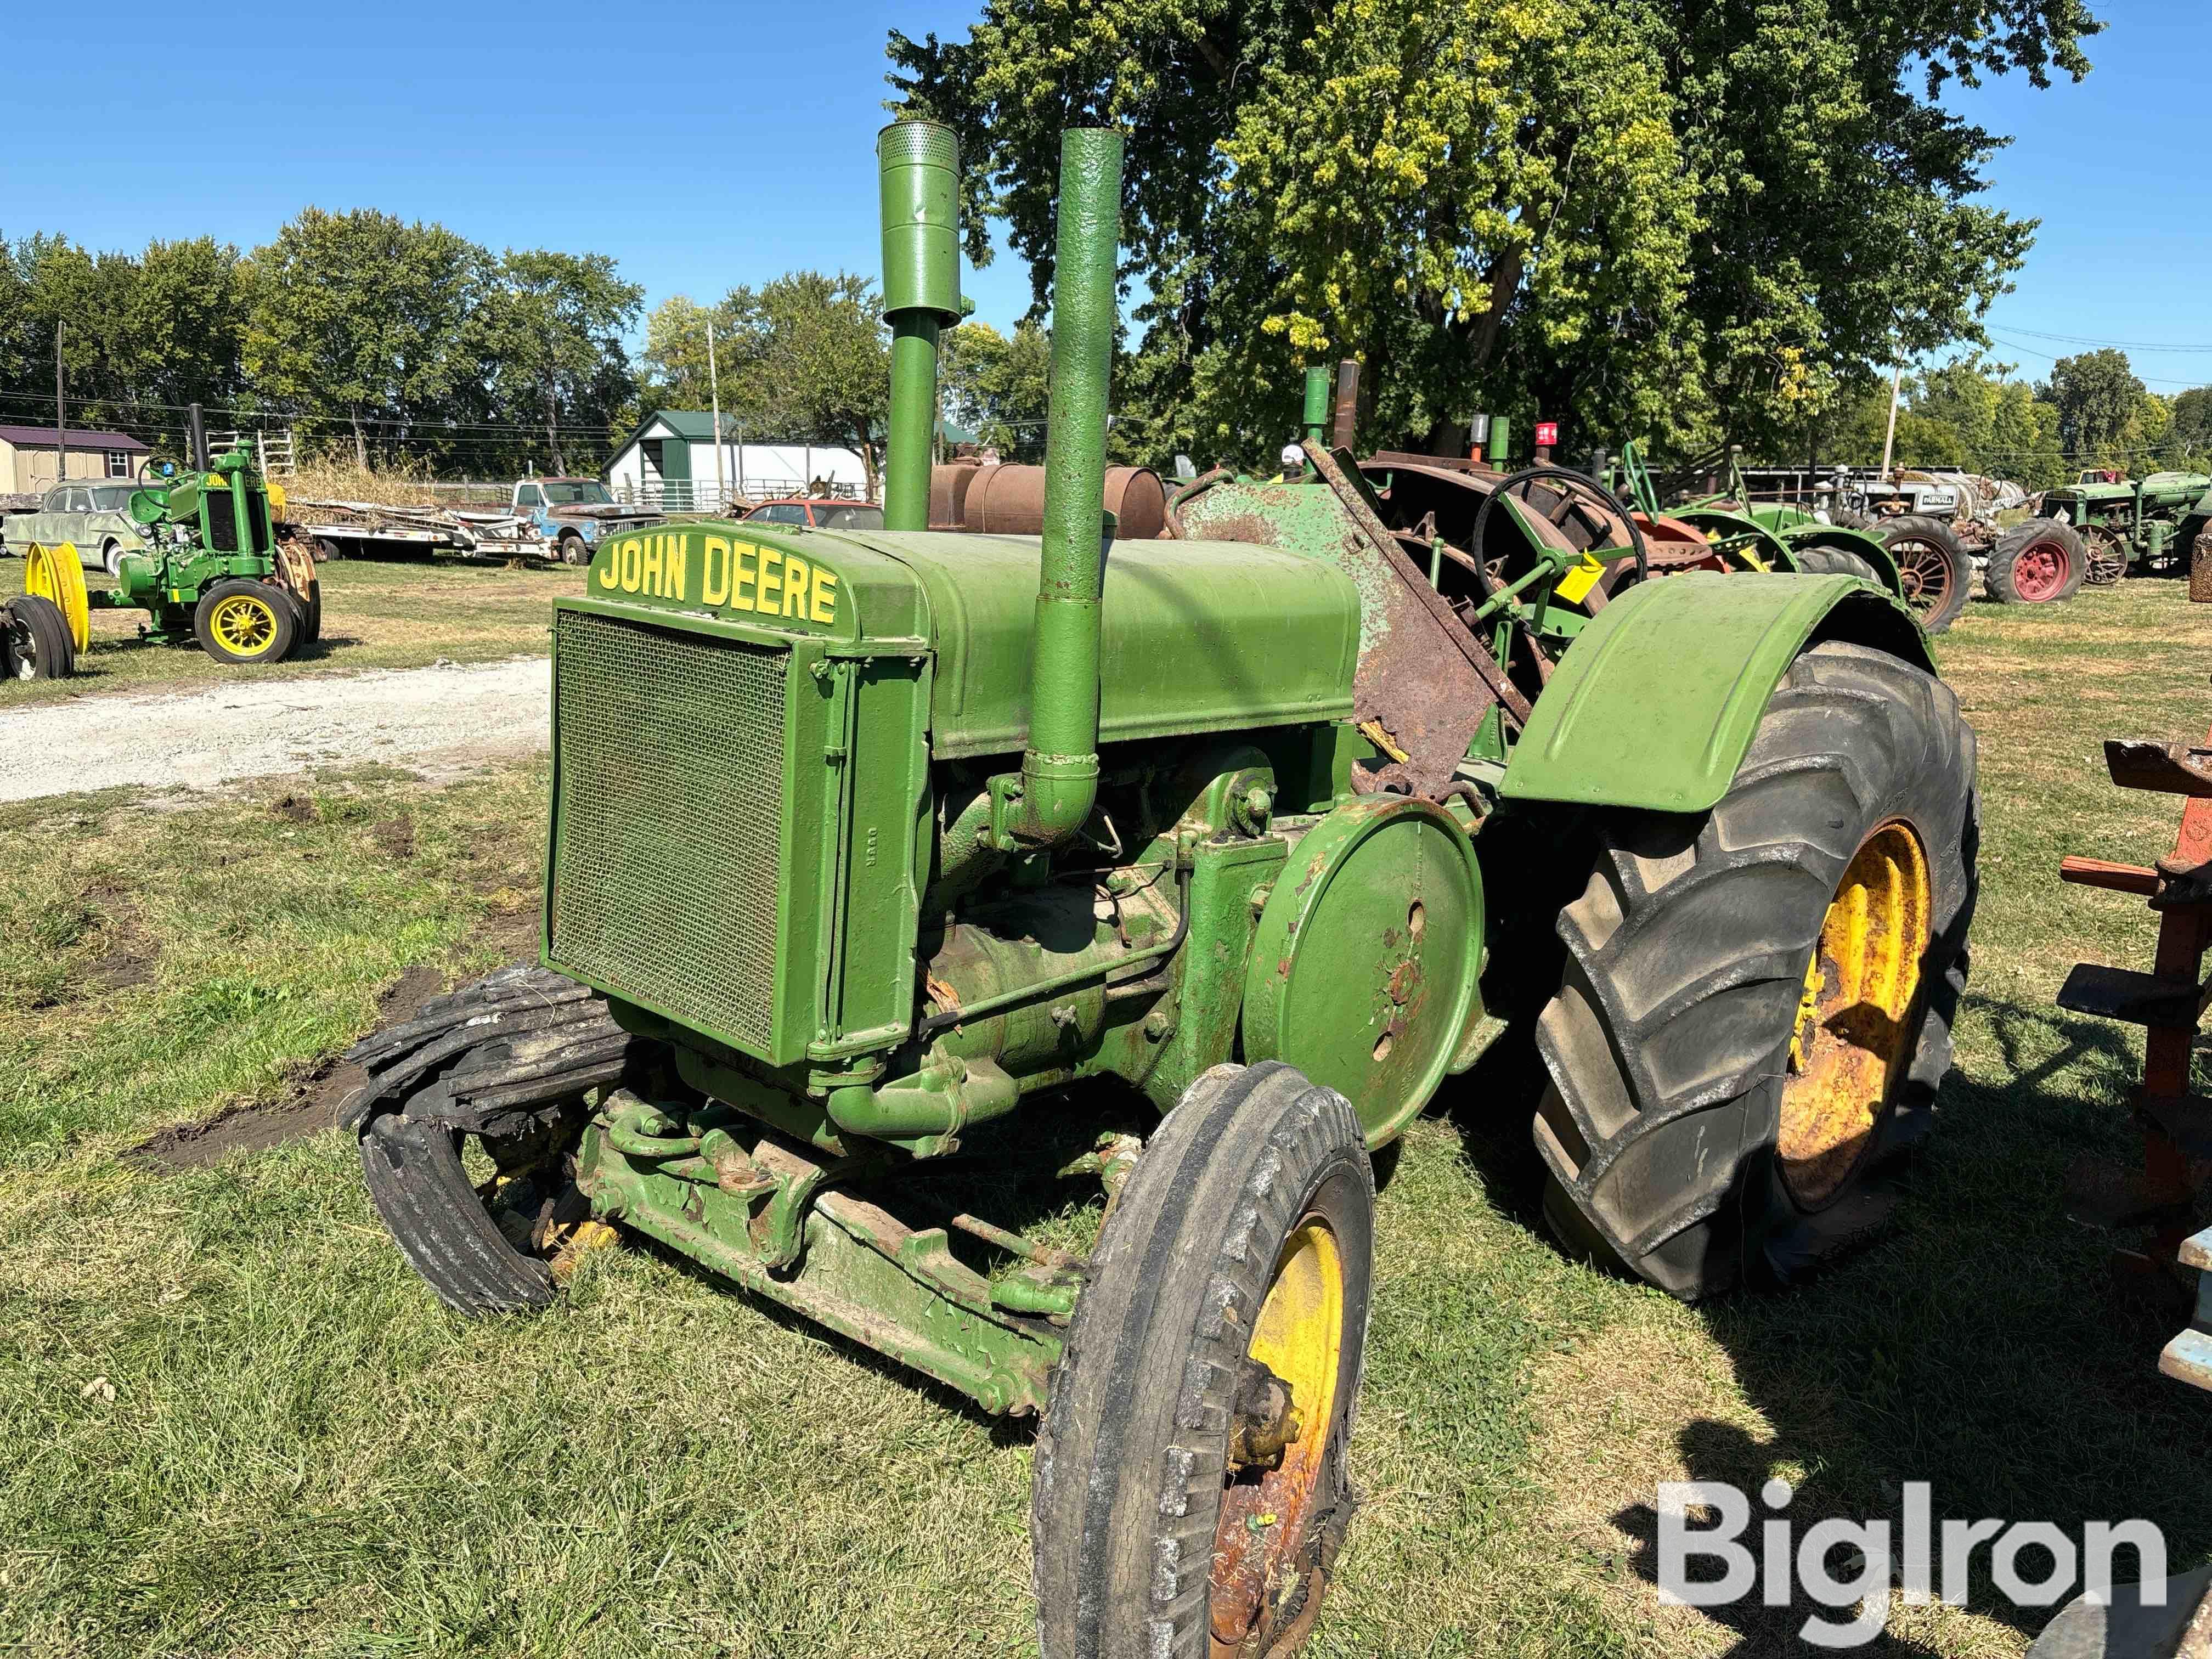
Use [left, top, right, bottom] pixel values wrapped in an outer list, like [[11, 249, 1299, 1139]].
[[558, 532, 590, 566], [1790, 544, 1883, 584], [361, 1112, 558, 1313], [1532, 641, 1977, 1299], [1032, 1060, 1374, 1659], [351, 964, 638, 1315], [3, 595, 75, 680], [1987, 518, 2087, 605], [193, 578, 297, 665], [1875, 516, 1971, 633]]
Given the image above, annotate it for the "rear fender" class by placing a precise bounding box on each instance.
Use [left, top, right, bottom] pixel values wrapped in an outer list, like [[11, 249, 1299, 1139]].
[[1498, 572, 1931, 814]]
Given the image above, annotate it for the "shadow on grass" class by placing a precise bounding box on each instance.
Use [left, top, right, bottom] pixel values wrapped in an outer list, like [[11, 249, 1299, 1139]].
[[1441, 994, 2212, 1647]]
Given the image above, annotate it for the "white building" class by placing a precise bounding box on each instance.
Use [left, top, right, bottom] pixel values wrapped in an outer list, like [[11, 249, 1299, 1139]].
[[605, 410, 871, 510]]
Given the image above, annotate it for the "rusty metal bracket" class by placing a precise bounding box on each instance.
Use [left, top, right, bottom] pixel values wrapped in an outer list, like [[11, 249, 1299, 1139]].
[[2106, 738, 2212, 798]]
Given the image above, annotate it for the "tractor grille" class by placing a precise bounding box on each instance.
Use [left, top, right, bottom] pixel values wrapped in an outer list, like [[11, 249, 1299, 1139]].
[[550, 609, 788, 1052]]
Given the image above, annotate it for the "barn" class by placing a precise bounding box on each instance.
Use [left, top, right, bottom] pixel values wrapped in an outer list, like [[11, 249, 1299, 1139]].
[[0, 424, 151, 498], [604, 411, 870, 511]]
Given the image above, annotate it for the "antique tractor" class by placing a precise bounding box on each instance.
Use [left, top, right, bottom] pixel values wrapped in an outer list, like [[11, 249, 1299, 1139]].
[[2028, 470, 2212, 592], [24, 441, 321, 668], [347, 122, 1978, 1656]]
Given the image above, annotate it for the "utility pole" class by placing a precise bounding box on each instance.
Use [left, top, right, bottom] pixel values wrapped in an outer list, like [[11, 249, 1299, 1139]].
[[1879, 363, 1903, 479], [53, 320, 66, 492], [707, 319, 726, 511]]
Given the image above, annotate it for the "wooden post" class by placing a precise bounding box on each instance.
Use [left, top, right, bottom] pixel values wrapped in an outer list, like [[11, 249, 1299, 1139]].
[[53, 320, 66, 489], [708, 320, 726, 511]]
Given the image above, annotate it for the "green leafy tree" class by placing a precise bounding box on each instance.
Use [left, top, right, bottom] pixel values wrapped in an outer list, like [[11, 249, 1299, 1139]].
[[890, 0, 2098, 468], [640, 293, 744, 411], [477, 249, 642, 474], [2041, 348, 2145, 464], [244, 208, 489, 466], [943, 319, 1053, 459], [713, 272, 891, 495], [122, 238, 249, 413]]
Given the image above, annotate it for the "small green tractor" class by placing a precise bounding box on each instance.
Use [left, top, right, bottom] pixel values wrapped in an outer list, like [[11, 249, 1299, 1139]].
[[15, 441, 320, 676], [346, 121, 1978, 1655], [2022, 470, 2212, 595]]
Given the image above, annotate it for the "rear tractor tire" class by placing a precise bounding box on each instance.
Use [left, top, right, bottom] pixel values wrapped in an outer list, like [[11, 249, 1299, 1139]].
[[2, 595, 75, 681], [1987, 519, 2088, 605], [1032, 1061, 1374, 1659], [194, 579, 297, 666], [1533, 642, 1977, 1299], [1790, 544, 1883, 584], [1875, 516, 1971, 633]]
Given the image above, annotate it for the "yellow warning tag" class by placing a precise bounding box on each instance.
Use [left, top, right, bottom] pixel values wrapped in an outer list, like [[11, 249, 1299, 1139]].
[[1555, 552, 1607, 603]]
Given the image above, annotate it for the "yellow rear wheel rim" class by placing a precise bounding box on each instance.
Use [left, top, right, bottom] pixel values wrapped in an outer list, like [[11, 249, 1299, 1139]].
[[210, 594, 278, 656], [1211, 1218, 1346, 1649], [1780, 820, 1931, 1206]]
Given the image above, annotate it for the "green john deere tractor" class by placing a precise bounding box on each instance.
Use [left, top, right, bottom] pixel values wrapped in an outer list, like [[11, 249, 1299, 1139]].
[[2016, 470, 2212, 597], [346, 122, 1978, 1656], [23, 440, 321, 670]]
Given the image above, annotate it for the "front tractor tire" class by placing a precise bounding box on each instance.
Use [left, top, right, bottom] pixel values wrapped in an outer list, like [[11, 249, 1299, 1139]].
[[3, 595, 75, 680], [1533, 642, 1977, 1299], [193, 579, 297, 665], [1033, 1062, 1374, 1659]]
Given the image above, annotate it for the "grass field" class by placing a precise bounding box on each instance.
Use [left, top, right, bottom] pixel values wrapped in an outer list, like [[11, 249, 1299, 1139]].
[[0, 552, 581, 706], [2, 579, 2209, 1657]]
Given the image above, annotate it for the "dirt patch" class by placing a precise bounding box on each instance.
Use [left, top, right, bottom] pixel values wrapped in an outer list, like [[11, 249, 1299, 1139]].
[[371, 812, 416, 861], [270, 794, 316, 825], [127, 961, 452, 1171]]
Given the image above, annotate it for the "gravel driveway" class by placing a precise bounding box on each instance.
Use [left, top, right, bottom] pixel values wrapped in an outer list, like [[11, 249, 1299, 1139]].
[[0, 656, 551, 804]]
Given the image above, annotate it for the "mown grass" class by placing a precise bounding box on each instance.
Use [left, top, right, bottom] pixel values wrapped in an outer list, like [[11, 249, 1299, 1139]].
[[2, 581, 2209, 1657], [0, 554, 580, 707]]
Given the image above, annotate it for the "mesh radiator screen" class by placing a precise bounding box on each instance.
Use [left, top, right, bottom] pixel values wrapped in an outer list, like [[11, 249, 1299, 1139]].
[[550, 610, 789, 1051]]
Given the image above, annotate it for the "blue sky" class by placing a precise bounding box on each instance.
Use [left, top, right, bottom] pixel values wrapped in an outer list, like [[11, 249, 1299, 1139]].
[[0, 0, 2203, 386]]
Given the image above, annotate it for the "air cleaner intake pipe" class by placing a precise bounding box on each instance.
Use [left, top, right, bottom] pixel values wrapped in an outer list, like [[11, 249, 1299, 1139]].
[[877, 121, 964, 532], [1006, 127, 1124, 848]]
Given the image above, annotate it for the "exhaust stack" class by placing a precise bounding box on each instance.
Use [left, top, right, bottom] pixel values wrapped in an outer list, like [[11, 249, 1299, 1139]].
[[877, 121, 964, 531], [1007, 127, 1124, 848]]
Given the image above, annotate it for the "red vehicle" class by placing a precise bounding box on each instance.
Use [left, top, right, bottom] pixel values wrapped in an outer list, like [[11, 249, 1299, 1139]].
[[741, 499, 884, 531]]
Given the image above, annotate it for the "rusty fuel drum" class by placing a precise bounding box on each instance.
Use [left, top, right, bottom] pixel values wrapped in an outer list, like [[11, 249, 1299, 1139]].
[[930, 462, 1168, 539]]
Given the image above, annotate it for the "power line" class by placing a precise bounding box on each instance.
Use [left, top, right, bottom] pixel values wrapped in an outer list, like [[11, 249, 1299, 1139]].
[[1982, 335, 2212, 390], [1997, 326, 2212, 353]]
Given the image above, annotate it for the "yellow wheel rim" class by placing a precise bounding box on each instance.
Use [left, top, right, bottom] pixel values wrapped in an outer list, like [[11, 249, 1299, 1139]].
[[210, 594, 278, 656], [24, 543, 91, 652], [1780, 821, 1931, 1206], [1211, 1218, 1346, 1651]]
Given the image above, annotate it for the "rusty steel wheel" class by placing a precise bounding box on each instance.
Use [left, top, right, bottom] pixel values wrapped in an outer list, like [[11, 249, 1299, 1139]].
[[1873, 516, 1970, 632], [1031, 1062, 1373, 1659], [2082, 524, 2130, 585]]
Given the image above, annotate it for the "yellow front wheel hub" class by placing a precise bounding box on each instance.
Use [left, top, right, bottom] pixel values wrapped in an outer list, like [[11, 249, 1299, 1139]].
[[210, 595, 279, 656], [1779, 820, 1931, 1206], [1211, 1217, 1346, 1649]]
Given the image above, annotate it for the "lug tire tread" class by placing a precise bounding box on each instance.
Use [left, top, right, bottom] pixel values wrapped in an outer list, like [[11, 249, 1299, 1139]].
[[1532, 642, 1977, 1299], [1032, 1061, 1374, 1659]]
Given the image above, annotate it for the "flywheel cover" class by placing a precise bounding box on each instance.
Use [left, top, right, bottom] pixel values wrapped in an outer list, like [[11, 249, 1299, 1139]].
[[1243, 795, 1484, 1147]]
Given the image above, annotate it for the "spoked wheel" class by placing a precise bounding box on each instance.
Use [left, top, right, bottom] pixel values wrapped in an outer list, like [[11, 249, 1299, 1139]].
[[194, 579, 297, 665], [2082, 525, 2130, 586], [1873, 516, 1970, 632], [1032, 1061, 1374, 1658], [1987, 519, 2087, 605], [2, 595, 75, 680], [1532, 642, 1977, 1298]]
